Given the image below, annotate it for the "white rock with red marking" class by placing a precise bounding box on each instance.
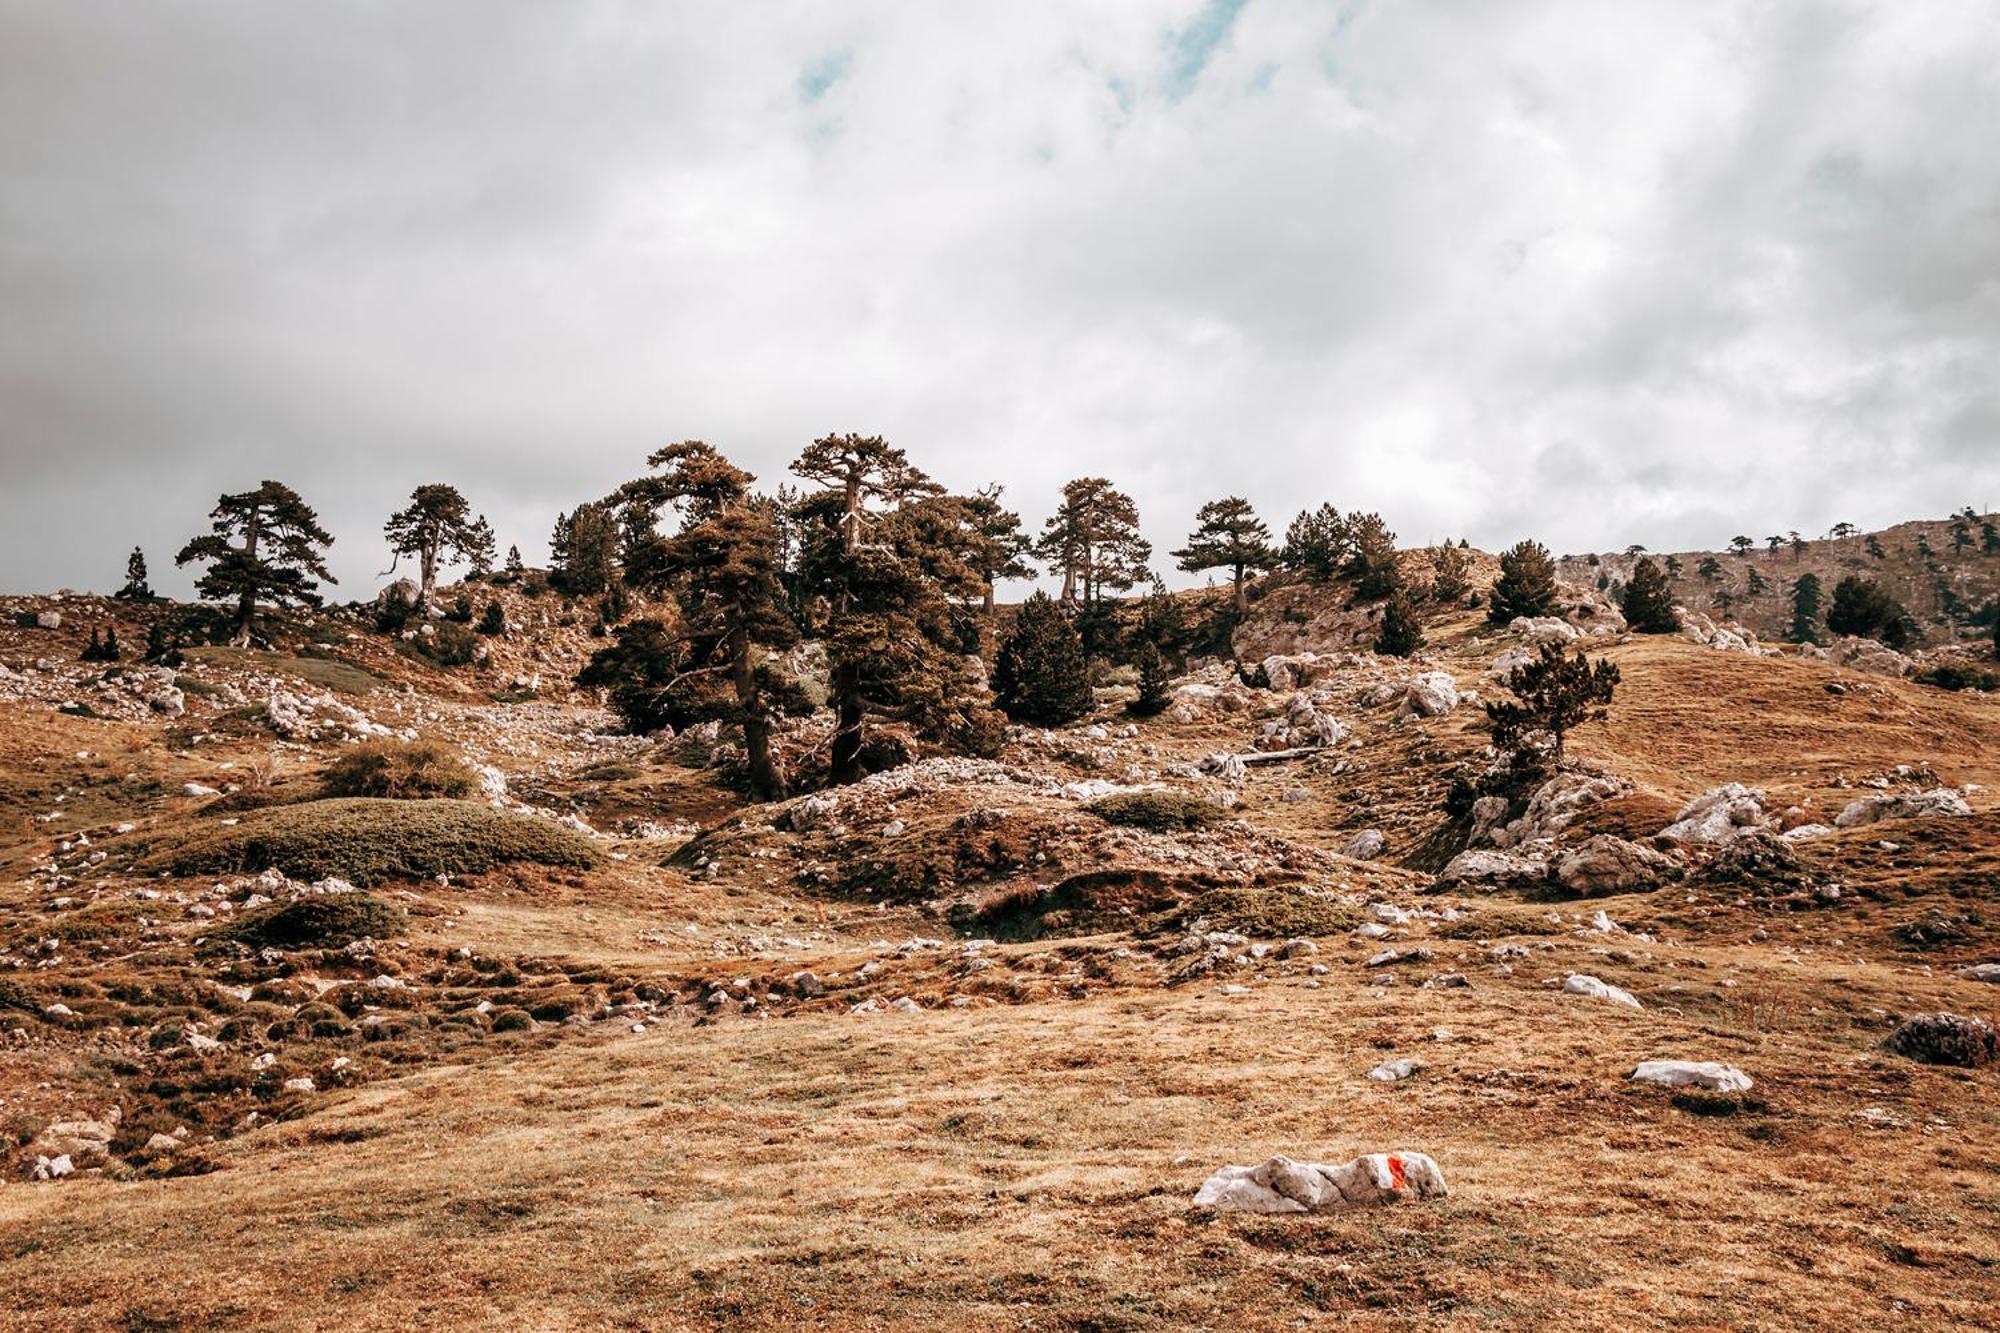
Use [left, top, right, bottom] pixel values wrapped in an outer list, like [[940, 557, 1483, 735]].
[[1193, 1151, 1448, 1213]]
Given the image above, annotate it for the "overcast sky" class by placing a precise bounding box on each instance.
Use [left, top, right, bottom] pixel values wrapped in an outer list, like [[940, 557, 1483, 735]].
[[2, 0, 1997, 598]]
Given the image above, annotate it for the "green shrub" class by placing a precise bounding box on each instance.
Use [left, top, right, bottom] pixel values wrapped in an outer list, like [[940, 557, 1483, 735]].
[[489, 1007, 535, 1033], [1914, 663, 2000, 693], [219, 894, 406, 949], [1084, 790, 1225, 832], [141, 798, 600, 885], [322, 739, 479, 800]]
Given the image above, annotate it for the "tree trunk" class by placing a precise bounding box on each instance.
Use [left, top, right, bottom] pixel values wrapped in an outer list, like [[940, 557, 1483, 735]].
[[418, 541, 439, 609], [233, 509, 261, 647], [1233, 566, 1247, 615], [830, 663, 864, 786], [731, 625, 782, 799], [983, 582, 996, 615]]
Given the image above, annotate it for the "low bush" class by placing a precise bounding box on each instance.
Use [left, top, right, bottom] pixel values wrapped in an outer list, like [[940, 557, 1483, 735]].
[[1169, 885, 1358, 937], [490, 1007, 535, 1033], [1084, 791, 1225, 832], [322, 739, 479, 800], [219, 894, 407, 949], [141, 798, 600, 886], [1914, 663, 2000, 693]]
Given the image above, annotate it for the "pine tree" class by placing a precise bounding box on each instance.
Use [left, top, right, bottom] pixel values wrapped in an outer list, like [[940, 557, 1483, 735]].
[[1037, 478, 1151, 605], [1664, 555, 1683, 578], [1620, 557, 1679, 633], [383, 484, 495, 609], [478, 600, 507, 636], [1826, 576, 1916, 649], [1172, 497, 1272, 615], [1982, 519, 2000, 555], [116, 547, 152, 600], [505, 544, 524, 573], [80, 627, 104, 663], [1697, 555, 1722, 582], [588, 441, 810, 798], [1128, 637, 1172, 717], [992, 592, 1092, 725], [1789, 531, 1806, 560], [1135, 577, 1189, 668], [1345, 513, 1400, 600], [144, 620, 180, 665], [1485, 643, 1619, 768], [792, 433, 1001, 784], [1951, 515, 1973, 554], [1788, 573, 1823, 644], [1730, 536, 1753, 557], [102, 625, 121, 661], [549, 502, 619, 595], [1746, 567, 1768, 596], [1488, 540, 1558, 624], [1866, 534, 1886, 560], [960, 484, 1037, 614], [1428, 543, 1470, 604], [1281, 504, 1348, 580], [175, 481, 336, 646], [1374, 588, 1425, 657]]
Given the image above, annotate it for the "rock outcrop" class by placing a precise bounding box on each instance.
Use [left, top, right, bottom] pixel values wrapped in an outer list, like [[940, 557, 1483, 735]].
[[1193, 1152, 1448, 1213]]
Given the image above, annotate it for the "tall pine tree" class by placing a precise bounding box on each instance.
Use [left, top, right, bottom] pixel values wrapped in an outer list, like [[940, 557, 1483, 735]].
[[1172, 497, 1272, 614], [175, 481, 335, 646], [1488, 539, 1558, 625], [1620, 557, 1679, 633], [383, 484, 495, 609]]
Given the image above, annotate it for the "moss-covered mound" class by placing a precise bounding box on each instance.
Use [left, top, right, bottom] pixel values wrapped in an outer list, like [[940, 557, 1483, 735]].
[[219, 894, 407, 949], [142, 799, 599, 886], [1084, 791, 1225, 832]]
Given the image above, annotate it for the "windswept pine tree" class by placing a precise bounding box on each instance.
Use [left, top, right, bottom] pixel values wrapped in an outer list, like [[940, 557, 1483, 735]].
[[960, 484, 1037, 614], [175, 481, 336, 646], [1037, 477, 1151, 605], [1172, 496, 1272, 614], [584, 441, 808, 797], [1620, 556, 1679, 633], [792, 432, 1001, 785], [992, 591, 1092, 725], [1486, 643, 1619, 768], [383, 484, 495, 609], [1488, 539, 1557, 625]]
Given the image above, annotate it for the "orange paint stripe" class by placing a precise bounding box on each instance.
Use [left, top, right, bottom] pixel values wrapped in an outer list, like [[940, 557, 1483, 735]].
[[1387, 1154, 1406, 1190]]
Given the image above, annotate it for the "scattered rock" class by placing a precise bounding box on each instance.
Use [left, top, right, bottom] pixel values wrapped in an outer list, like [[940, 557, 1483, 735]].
[[1833, 788, 1971, 829], [1882, 1012, 1997, 1068], [1367, 1059, 1421, 1082], [1342, 829, 1385, 861], [1554, 835, 1679, 898], [1630, 1060, 1753, 1093], [1563, 973, 1641, 1009], [1193, 1152, 1448, 1213]]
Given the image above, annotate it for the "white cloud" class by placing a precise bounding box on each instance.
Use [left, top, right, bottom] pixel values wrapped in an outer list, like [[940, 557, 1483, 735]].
[[1, 0, 1996, 596]]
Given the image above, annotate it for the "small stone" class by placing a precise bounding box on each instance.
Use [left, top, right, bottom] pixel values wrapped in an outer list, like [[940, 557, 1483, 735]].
[[1367, 1058, 1421, 1082]]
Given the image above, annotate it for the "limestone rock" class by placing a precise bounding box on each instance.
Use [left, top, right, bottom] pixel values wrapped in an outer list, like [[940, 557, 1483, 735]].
[[1398, 672, 1459, 719], [1438, 848, 1548, 890], [1342, 829, 1385, 861], [1630, 1060, 1752, 1093], [1659, 784, 1770, 846], [1193, 1152, 1448, 1213], [1564, 973, 1641, 1009], [1833, 788, 1971, 829], [1554, 835, 1679, 898], [1956, 963, 2000, 984]]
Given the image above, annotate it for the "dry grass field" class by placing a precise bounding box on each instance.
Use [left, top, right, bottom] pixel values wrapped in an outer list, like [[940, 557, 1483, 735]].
[[0, 587, 1997, 1330]]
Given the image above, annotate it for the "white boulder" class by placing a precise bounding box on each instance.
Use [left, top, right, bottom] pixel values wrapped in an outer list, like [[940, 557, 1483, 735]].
[[1630, 1060, 1752, 1093], [1563, 973, 1641, 1009], [1834, 788, 1971, 829], [1193, 1152, 1448, 1213]]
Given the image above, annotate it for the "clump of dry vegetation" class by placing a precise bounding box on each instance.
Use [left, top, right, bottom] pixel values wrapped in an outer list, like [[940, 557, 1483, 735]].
[[321, 738, 478, 800], [218, 893, 407, 949], [1085, 790, 1225, 831], [140, 798, 599, 885]]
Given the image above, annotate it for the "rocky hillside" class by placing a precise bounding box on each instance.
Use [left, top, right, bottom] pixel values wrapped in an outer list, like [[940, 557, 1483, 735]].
[[0, 562, 1997, 1327], [1560, 512, 2000, 646]]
